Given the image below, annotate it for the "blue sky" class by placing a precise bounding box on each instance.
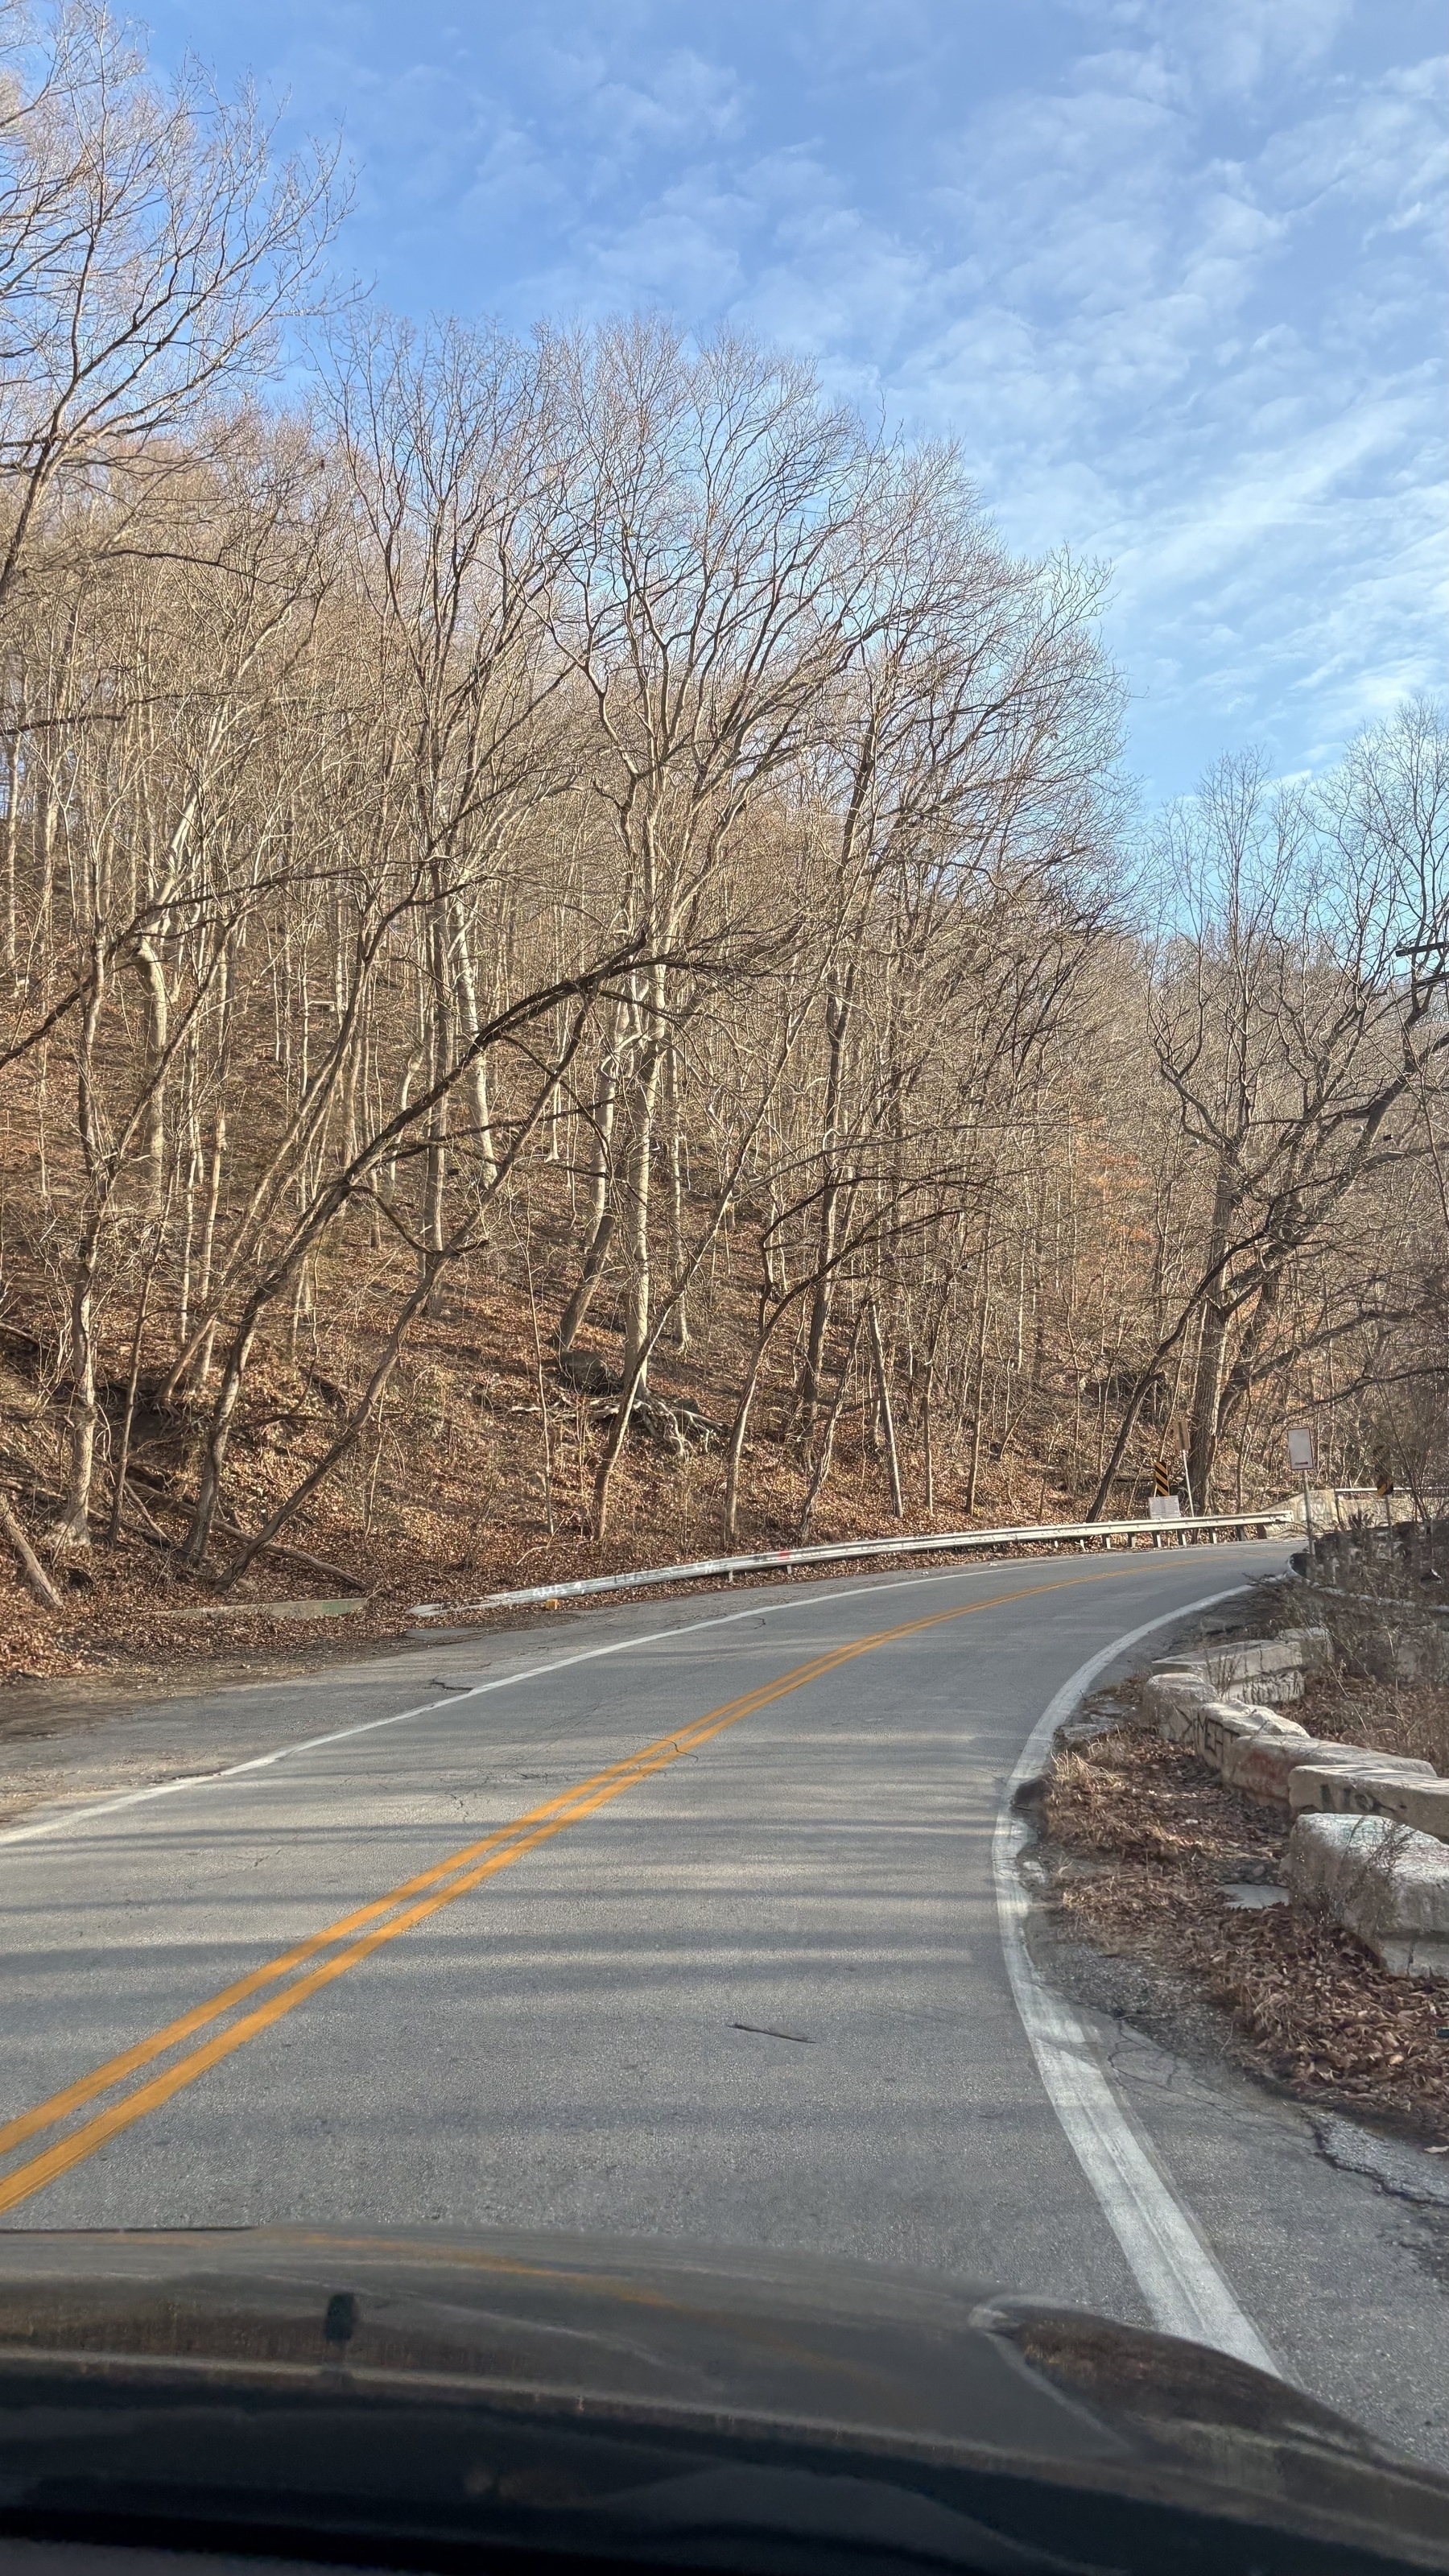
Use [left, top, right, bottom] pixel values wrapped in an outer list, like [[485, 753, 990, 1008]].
[[148, 0, 1445, 803]]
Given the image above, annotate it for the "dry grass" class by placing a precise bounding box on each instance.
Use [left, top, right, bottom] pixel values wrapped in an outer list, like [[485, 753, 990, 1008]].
[[1041, 1724, 1449, 2141], [1292, 1665, 1449, 1772], [1245, 1570, 1449, 1768]]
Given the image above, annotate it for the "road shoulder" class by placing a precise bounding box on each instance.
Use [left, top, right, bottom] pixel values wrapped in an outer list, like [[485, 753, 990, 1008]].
[[1016, 1678, 1449, 2468]]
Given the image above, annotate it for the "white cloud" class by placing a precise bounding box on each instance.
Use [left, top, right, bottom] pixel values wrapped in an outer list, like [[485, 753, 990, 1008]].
[[1070, 0, 1353, 99], [163, 0, 1443, 797]]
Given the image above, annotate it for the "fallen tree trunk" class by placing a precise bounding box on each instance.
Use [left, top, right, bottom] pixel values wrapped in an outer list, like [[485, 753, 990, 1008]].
[[121, 1466, 369, 1592], [0, 1494, 62, 1609]]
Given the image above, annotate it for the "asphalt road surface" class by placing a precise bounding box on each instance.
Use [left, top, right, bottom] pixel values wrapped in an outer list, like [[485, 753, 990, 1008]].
[[1, 1544, 1445, 2464]]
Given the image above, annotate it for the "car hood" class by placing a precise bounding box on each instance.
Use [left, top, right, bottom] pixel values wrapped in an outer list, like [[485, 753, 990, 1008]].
[[0, 2224, 1444, 2570]]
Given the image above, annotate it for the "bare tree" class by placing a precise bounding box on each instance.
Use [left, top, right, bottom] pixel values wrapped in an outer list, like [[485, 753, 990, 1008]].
[[1089, 715, 1449, 1516], [0, 0, 342, 610], [0, 30, 1437, 1612]]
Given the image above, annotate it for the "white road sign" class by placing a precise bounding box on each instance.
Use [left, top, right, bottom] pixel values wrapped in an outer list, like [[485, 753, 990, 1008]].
[[1286, 1425, 1315, 1472]]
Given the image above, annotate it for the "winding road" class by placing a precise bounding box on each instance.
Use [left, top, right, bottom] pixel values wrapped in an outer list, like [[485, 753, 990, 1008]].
[[1, 1543, 1445, 2463]]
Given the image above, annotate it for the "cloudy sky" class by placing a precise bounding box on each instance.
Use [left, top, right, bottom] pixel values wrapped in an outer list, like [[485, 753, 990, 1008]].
[[146, 0, 1445, 803]]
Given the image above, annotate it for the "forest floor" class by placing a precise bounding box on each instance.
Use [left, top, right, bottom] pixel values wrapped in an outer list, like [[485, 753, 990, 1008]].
[[0, 1262, 1125, 1690], [1035, 1670, 1449, 2145]]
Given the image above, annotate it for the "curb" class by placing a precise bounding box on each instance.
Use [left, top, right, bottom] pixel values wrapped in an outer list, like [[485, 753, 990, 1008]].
[[1134, 1633, 1449, 1979]]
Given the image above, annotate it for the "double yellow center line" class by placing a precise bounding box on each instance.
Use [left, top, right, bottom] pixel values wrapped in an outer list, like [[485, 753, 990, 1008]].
[[0, 1571, 1118, 2215]]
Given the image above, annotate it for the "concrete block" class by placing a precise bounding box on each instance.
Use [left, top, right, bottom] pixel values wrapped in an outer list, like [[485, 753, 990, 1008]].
[[1202, 1634, 1303, 1685], [1141, 1673, 1212, 1736], [1226, 1701, 1309, 1735], [1183, 1701, 1260, 1762], [1223, 1732, 1393, 1806], [1143, 1628, 1329, 1728], [1152, 1682, 1306, 1756], [1226, 1667, 1304, 1705], [1288, 1764, 1449, 1843], [1194, 1700, 1306, 1769], [1197, 1629, 1332, 1707], [1286, 1812, 1449, 1975], [1282, 1625, 1332, 1669], [1150, 1687, 1212, 1745]]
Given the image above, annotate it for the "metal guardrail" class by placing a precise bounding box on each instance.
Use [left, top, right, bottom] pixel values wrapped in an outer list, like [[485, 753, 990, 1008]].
[[407, 1506, 1294, 1620]]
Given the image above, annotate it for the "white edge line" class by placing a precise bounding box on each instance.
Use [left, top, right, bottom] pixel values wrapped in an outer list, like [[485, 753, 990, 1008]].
[[1, 1553, 1286, 1854], [993, 1584, 1283, 2379]]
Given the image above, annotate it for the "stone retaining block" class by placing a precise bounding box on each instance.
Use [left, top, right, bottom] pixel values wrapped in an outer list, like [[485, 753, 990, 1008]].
[[1192, 1701, 1306, 1766], [1147, 1680, 1226, 1744], [1286, 1812, 1449, 1976], [1200, 1627, 1331, 1707], [1153, 1695, 1306, 1758], [1288, 1763, 1449, 1842], [1221, 1732, 1384, 1805], [1139, 1673, 1212, 1730], [1131, 1624, 1448, 1975]]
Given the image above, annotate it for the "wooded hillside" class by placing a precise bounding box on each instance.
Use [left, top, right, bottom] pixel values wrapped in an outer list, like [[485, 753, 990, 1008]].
[[0, 4, 1444, 1662]]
